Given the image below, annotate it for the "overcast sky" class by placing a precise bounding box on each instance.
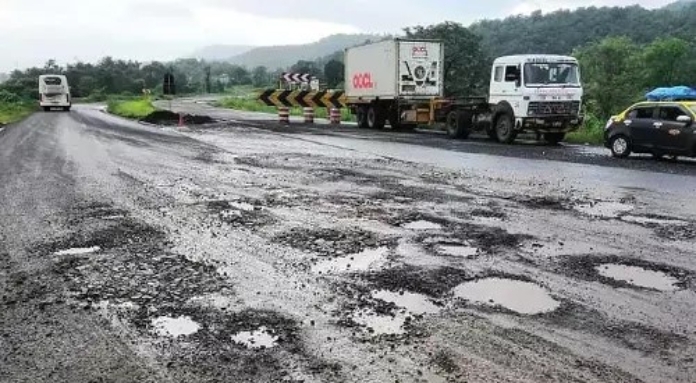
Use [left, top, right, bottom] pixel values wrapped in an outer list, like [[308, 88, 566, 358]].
[[0, 0, 676, 71]]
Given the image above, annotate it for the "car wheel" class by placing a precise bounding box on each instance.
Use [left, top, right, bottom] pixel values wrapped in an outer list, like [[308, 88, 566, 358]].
[[495, 114, 517, 144], [610, 135, 631, 158]]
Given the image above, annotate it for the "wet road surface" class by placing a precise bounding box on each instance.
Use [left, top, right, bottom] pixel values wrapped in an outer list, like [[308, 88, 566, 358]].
[[1, 104, 696, 382]]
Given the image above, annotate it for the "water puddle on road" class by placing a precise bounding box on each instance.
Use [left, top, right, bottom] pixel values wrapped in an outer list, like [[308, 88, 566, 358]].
[[453, 278, 560, 315], [54, 246, 101, 256], [312, 247, 389, 274], [372, 290, 441, 315], [403, 220, 443, 230], [574, 202, 634, 218], [231, 327, 279, 349], [229, 201, 257, 211], [152, 316, 201, 337], [596, 264, 680, 291], [620, 215, 689, 227], [352, 309, 407, 335], [436, 245, 479, 258]]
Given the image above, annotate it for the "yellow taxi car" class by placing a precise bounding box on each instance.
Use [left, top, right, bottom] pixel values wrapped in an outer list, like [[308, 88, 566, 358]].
[[604, 101, 696, 159]]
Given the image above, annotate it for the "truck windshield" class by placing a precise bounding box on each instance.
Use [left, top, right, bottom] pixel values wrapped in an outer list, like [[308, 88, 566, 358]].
[[524, 63, 580, 87]]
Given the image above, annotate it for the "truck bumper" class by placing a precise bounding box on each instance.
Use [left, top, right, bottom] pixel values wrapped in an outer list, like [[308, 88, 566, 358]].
[[515, 116, 583, 133]]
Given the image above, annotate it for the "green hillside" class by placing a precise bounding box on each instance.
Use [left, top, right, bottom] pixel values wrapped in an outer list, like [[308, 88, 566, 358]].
[[227, 34, 384, 70], [470, 3, 696, 58]]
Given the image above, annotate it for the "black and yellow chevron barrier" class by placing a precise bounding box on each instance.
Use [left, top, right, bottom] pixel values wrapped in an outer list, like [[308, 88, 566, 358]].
[[257, 89, 347, 109]]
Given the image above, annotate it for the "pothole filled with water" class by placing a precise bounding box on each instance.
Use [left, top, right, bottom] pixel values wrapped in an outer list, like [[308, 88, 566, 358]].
[[574, 202, 634, 219], [372, 290, 441, 315], [436, 245, 479, 258], [312, 247, 390, 274], [352, 308, 407, 336], [403, 221, 443, 231], [231, 326, 279, 349], [152, 316, 201, 337], [596, 264, 680, 292], [54, 246, 101, 256], [453, 278, 560, 315], [620, 215, 688, 227]]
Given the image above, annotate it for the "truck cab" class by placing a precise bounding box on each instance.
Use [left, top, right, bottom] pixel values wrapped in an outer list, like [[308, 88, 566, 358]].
[[488, 55, 584, 144]]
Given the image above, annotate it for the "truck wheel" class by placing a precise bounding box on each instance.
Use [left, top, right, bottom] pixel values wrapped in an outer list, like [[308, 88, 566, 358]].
[[495, 114, 517, 144], [446, 111, 472, 139], [486, 127, 498, 141], [356, 107, 369, 129], [544, 133, 565, 145], [367, 106, 386, 129]]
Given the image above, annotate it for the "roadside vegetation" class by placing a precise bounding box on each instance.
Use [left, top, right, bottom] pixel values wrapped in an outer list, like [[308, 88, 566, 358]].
[[566, 114, 605, 145], [0, 90, 35, 125], [107, 97, 156, 119]]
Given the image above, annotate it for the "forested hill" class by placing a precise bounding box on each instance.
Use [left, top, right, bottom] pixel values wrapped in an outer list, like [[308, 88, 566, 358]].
[[470, 3, 696, 58], [227, 34, 381, 70]]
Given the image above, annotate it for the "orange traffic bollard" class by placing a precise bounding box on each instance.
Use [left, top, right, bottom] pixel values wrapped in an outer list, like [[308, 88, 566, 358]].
[[303, 107, 314, 124], [330, 108, 341, 125], [278, 107, 290, 125]]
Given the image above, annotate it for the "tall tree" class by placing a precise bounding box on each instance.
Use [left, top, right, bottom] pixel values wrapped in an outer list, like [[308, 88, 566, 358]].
[[324, 60, 344, 89], [252, 66, 270, 88], [575, 36, 642, 119]]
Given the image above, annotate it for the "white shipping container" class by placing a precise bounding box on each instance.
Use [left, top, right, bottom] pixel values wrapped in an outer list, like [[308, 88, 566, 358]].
[[344, 39, 444, 100]]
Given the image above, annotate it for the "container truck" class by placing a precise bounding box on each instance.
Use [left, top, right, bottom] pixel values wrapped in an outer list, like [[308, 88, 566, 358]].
[[344, 39, 584, 144]]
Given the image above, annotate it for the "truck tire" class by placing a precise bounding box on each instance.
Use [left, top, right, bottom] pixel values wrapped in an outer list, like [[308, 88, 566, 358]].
[[495, 114, 517, 144], [356, 106, 369, 129], [367, 106, 386, 130], [446, 110, 472, 139], [544, 132, 565, 145], [486, 126, 498, 141]]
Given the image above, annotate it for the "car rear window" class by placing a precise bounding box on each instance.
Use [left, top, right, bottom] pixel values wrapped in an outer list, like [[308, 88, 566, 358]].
[[43, 77, 62, 85]]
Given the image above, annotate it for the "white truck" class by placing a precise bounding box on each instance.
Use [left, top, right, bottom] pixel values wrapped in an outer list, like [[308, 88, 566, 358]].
[[39, 74, 71, 111], [344, 39, 584, 144]]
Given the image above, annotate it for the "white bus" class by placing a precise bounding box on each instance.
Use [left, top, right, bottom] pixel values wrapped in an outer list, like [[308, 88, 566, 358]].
[[39, 74, 71, 111]]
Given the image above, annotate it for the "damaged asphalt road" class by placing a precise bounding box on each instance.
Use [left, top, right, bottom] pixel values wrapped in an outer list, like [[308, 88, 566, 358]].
[[1, 105, 695, 383]]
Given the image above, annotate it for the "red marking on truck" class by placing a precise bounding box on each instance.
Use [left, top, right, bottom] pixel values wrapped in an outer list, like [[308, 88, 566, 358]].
[[412, 46, 429, 58], [352, 73, 374, 89]]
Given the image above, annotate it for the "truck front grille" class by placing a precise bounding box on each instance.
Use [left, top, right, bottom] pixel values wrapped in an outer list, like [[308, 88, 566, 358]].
[[528, 101, 580, 116]]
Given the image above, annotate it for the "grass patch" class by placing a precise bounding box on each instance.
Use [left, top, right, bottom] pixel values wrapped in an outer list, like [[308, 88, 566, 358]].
[[217, 95, 354, 122], [107, 98, 156, 119], [566, 114, 605, 145], [0, 102, 35, 125]]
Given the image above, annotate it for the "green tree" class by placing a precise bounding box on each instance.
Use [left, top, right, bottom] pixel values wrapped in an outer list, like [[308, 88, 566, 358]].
[[324, 60, 344, 89], [404, 21, 488, 97], [575, 36, 642, 119], [252, 66, 270, 88], [290, 60, 323, 78], [640, 37, 691, 87]]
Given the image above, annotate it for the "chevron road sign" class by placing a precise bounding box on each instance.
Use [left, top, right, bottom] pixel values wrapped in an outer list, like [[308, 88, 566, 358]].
[[257, 90, 347, 109], [281, 72, 313, 83]]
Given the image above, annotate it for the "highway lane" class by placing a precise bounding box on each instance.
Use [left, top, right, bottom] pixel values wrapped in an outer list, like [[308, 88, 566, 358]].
[[1, 105, 695, 382]]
